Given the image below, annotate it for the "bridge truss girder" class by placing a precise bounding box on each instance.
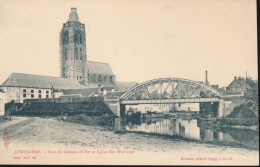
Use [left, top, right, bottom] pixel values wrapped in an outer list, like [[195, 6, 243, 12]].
[[120, 78, 220, 101]]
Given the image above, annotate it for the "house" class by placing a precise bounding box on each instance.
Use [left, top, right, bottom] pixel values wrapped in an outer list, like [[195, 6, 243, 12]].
[[226, 77, 252, 96]]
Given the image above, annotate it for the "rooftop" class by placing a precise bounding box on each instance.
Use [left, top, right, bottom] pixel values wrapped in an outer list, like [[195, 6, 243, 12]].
[[1, 73, 88, 90], [227, 77, 252, 89], [87, 61, 114, 75], [62, 88, 100, 97], [115, 81, 138, 91]]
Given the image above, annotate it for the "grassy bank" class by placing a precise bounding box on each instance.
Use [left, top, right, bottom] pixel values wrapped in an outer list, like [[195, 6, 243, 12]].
[[62, 114, 116, 130]]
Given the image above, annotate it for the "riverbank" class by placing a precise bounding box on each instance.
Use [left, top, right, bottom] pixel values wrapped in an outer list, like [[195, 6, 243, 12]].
[[197, 117, 259, 130], [62, 114, 116, 130], [0, 116, 258, 165]]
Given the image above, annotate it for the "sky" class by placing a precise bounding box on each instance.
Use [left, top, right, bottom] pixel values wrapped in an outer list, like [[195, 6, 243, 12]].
[[0, 0, 257, 87]]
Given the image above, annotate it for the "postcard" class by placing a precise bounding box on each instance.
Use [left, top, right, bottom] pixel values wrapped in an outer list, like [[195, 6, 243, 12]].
[[0, 0, 258, 165]]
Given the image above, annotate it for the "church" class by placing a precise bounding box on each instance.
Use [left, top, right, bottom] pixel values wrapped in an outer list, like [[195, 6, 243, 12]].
[[0, 8, 123, 103], [60, 8, 115, 86]]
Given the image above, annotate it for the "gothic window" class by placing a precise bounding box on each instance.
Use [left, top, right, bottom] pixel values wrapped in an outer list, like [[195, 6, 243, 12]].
[[64, 48, 68, 60], [75, 47, 78, 59], [63, 67, 66, 78], [62, 35, 65, 45], [74, 32, 77, 43], [92, 75, 96, 83], [98, 75, 102, 83], [80, 34, 83, 44], [80, 48, 82, 60], [77, 34, 80, 43], [87, 74, 90, 83], [65, 31, 69, 44], [109, 76, 114, 84], [104, 76, 107, 84], [63, 31, 69, 44]]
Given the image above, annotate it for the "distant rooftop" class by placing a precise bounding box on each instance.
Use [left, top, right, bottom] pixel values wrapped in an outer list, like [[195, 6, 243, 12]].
[[115, 81, 138, 91], [62, 88, 100, 97], [227, 76, 252, 89]]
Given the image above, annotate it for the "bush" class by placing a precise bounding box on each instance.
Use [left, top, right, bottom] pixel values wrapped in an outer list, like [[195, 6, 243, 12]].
[[227, 100, 257, 118]]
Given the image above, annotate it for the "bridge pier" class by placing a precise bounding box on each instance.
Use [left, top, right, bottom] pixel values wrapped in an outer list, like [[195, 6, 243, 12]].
[[217, 99, 225, 117], [120, 104, 126, 118], [210, 100, 226, 118], [103, 97, 121, 117], [199, 102, 222, 117]]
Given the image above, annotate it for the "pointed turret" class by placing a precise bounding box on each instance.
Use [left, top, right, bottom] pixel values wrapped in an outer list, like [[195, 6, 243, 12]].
[[68, 8, 79, 22]]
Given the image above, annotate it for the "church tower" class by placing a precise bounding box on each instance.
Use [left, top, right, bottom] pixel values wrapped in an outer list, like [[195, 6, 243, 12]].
[[60, 8, 87, 83]]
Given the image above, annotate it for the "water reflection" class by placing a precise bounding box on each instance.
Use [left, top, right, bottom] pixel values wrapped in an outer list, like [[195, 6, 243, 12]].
[[125, 118, 259, 150]]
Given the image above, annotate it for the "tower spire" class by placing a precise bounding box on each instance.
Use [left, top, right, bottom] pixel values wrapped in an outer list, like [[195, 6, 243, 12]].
[[68, 7, 79, 22]]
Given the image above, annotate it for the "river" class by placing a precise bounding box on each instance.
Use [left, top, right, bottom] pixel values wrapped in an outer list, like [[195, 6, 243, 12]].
[[125, 117, 259, 151]]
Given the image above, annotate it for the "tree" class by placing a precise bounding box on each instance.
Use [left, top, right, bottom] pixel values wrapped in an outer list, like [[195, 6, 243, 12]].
[[237, 76, 258, 102], [246, 77, 258, 103]]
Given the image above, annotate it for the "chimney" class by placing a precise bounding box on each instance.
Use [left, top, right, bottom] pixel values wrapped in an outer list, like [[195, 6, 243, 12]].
[[234, 76, 237, 80], [205, 70, 209, 85], [205, 70, 211, 86], [205, 70, 208, 83]]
